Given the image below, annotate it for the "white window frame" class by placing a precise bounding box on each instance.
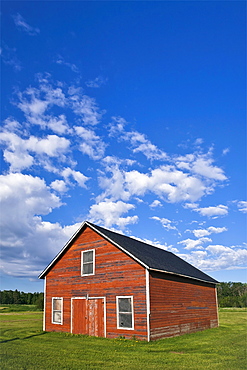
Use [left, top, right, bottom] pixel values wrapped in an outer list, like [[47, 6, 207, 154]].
[[81, 249, 95, 276], [116, 296, 134, 330], [52, 297, 63, 325]]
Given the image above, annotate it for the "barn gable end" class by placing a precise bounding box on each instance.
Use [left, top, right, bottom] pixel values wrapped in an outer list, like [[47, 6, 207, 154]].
[[42, 224, 148, 340]]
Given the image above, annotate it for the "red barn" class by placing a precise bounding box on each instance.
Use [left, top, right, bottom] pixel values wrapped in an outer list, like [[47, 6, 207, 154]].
[[39, 221, 219, 341]]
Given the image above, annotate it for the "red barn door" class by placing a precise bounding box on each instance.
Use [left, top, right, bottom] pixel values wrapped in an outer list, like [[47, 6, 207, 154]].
[[72, 298, 105, 337]]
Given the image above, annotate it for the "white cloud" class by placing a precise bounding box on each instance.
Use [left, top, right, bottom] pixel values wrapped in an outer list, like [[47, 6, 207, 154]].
[[0, 132, 70, 172], [13, 13, 40, 36], [97, 162, 222, 206], [195, 205, 228, 217], [125, 166, 207, 203], [237, 201, 247, 213], [70, 93, 104, 126], [46, 115, 71, 134], [50, 179, 68, 193], [0, 172, 85, 278], [176, 152, 227, 181], [222, 148, 230, 155], [74, 126, 106, 160], [183, 202, 199, 209], [88, 200, 138, 229], [191, 226, 227, 238], [178, 237, 212, 250], [61, 168, 89, 188], [109, 116, 167, 161], [179, 244, 247, 272], [150, 200, 162, 208], [151, 216, 178, 232]]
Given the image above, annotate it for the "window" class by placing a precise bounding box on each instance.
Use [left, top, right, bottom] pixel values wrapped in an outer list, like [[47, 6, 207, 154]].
[[117, 296, 134, 329], [81, 249, 95, 276], [52, 297, 63, 324]]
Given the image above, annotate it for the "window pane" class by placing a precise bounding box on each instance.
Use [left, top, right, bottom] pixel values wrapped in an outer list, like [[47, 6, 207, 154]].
[[53, 298, 61, 310], [119, 313, 132, 328], [83, 251, 93, 263], [53, 311, 61, 323], [119, 298, 131, 313], [83, 262, 93, 275]]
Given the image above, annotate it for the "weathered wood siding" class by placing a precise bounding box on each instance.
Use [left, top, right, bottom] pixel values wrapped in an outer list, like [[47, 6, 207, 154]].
[[45, 226, 148, 340], [149, 271, 218, 340]]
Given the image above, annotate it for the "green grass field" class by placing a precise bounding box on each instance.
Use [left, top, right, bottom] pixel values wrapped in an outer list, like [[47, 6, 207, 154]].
[[0, 308, 246, 369]]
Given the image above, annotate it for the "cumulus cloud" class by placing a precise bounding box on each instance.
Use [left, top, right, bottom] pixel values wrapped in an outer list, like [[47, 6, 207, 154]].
[[13, 13, 40, 36], [0, 172, 87, 277], [179, 244, 247, 272], [150, 200, 162, 208], [74, 126, 106, 160], [97, 165, 208, 204], [50, 179, 68, 193], [70, 92, 104, 126], [0, 131, 70, 172], [237, 201, 247, 213], [178, 237, 212, 250], [191, 226, 227, 238], [176, 152, 227, 181], [88, 200, 138, 229], [109, 116, 167, 161], [151, 216, 178, 232], [194, 204, 228, 217], [61, 168, 89, 188], [0, 173, 60, 271]]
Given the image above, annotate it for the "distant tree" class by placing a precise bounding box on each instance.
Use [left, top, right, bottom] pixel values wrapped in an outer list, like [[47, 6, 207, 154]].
[[217, 282, 247, 307], [35, 293, 44, 310]]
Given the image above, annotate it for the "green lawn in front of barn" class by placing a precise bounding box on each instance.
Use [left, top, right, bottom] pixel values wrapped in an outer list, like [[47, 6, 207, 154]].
[[0, 308, 246, 369]]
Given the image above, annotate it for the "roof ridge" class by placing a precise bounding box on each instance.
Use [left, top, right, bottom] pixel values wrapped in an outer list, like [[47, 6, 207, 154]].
[[86, 221, 172, 253]]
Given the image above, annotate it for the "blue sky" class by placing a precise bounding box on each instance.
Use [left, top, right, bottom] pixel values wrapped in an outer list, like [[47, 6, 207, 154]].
[[1, 1, 246, 292]]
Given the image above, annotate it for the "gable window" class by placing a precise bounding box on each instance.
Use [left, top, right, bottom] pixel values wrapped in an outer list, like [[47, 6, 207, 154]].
[[81, 249, 95, 276], [117, 296, 134, 330], [52, 297, 63, 324]]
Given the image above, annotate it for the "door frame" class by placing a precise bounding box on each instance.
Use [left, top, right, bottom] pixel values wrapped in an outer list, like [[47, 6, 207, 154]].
[[71, 296, 106, 337]]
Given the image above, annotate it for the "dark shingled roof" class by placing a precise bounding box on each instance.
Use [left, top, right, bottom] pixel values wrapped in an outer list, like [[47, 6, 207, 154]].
[[87, 222, 218, 284], [39, 221, 218, 284]]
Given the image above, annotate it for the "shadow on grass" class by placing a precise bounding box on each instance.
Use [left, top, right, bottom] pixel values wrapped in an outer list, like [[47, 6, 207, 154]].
[[1, 331, 47, 343]]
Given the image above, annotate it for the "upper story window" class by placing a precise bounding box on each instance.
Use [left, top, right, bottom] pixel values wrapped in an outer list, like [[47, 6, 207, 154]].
[[52, 297, 63, 324], [81, 249, 95, 276]]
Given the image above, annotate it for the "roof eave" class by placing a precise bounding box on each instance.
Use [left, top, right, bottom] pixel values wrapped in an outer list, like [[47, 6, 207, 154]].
[[149, 267, 218, 285]]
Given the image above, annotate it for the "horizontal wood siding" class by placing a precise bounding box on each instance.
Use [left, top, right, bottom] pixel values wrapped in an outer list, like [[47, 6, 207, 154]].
[[45, 226, 147, 340], [149, 271, 218, 340]]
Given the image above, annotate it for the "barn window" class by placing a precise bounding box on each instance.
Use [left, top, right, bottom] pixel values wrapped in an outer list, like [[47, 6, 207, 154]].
[[116, 296, 134, 329], [81, 249, 95, 276], [52, 297, 63, 324]]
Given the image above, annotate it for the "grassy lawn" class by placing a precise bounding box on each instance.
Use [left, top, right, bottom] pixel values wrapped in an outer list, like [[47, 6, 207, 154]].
[[0, 308, 246, 369], [0, 304, 40, 313]]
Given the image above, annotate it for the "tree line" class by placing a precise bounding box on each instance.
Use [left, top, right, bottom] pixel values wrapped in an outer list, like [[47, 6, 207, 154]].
[[0, 282, 246, 309], [0, 289, 44, 309], [217, 282, 246, 307]]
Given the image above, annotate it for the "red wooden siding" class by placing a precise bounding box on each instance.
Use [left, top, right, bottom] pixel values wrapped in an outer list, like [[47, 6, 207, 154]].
[[149, 271, 218, 340], [45, 226, 148, 340]]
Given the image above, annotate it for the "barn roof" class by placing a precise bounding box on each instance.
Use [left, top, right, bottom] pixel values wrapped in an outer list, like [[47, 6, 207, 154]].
[[39, 221, 218, 284]]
